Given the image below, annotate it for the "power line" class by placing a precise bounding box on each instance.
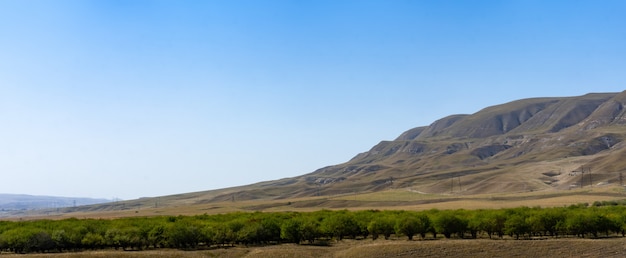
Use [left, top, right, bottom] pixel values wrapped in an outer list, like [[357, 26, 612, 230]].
[[450, 176, 454, 193]]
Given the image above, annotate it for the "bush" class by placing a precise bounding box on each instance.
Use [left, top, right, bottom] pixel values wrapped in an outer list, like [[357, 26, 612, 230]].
[[321, 212, 360, 240], [368, 216, 395, 240], [395, 213, 431, 240], [433, 211, 467, 238]]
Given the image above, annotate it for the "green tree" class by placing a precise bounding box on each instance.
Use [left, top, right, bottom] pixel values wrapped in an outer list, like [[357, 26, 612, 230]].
[[504, 214, 529, 239], [281, 219, 303, 244], [353, 210, 378, 239], [465, 211, 482, 239], [26, 231, 55, 253], [1, 228, 34, 253], [433, 211, 467, 238], [147, 224, 166, 248], [257, 217, 281, 243], [167, 222, 202, 248], [321, 212, 360, 240], [104, 228, 123, 250], [81, 232, 105, 250], [536, 208, 566, 237], [300, 218, 320, 244], [207, 223, 234, 246], [395, 213, 431, 240], [565, 211, 591, 238], [367, 216, 396, 240], [587, 210, 616, 237], [51, 230, 70, 252]]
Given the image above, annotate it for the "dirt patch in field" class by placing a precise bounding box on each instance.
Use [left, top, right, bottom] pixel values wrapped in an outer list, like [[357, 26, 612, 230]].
[[3, 239, 626, 258], [333, 238, 626, 258]]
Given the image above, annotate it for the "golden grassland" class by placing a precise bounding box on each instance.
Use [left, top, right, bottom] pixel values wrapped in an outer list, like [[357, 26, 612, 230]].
[[1, 238, 626, 258], [16, 184, 626, 221]]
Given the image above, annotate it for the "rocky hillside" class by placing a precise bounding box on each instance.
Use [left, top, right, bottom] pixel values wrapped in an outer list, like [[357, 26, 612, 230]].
[[206, 91, 626, 201], [45, 91, 626, 214]]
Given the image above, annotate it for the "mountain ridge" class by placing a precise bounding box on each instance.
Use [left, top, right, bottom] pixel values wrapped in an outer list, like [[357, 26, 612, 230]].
[[0, 193, 111, 212], [197, 91, 626, 202], [27, 91, 626, 216]]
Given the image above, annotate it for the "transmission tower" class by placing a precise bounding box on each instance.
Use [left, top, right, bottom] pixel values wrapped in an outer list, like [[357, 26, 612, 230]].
[[571, 166, 585, 189], [450, 176, 454, 193]]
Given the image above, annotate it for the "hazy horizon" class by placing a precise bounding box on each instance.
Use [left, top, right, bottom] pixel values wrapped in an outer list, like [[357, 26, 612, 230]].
[[1, 1, 625, 199]]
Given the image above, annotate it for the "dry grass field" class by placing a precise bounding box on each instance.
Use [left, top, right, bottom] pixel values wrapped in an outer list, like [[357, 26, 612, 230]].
[[17, 184, 625, 221], [2, 238, 626, 258]]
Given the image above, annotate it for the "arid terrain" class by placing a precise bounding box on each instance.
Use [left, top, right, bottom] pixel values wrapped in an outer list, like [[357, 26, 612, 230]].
[[9, 184, 624, 220], [9, 92, 624, 220], [1, 238, 625, 258]]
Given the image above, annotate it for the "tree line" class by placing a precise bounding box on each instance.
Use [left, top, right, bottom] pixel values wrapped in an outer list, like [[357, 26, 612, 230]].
[[2, 202, 626, 253]]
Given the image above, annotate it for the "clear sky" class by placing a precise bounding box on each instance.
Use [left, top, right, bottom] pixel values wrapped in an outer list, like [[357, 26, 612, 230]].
[[1, 1, 625, 200]]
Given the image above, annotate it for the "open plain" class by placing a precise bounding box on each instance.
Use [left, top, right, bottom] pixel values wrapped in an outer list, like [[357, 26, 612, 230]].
[[12, 184, 625, 220]]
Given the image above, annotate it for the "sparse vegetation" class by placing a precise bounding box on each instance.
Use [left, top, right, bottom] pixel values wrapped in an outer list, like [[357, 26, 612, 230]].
[[4, 203, 626, 255]]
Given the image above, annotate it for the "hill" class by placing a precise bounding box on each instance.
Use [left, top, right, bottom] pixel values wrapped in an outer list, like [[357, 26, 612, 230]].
[[206, 91, 626, 200], [0, 194, 111, 217], [19, 91, 626, 218]]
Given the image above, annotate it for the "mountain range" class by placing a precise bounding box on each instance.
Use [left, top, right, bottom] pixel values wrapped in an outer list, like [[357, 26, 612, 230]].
[[0, 194, 110, 212]]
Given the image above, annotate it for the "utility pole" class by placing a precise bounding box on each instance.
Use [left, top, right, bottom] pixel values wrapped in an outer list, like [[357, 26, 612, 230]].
[[588, 167, 592, 187], [458, 176, 462, 192], [572, 166, 585, 189], [580, 166, 584, 189], [620, 172, 623, 186], [316, 183, 321, 196]]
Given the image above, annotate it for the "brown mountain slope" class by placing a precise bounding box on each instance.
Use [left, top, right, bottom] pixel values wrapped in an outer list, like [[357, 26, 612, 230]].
[[33, 91, 626, 216], [200, 91, 626, 202], [270, 92, 626, 196]]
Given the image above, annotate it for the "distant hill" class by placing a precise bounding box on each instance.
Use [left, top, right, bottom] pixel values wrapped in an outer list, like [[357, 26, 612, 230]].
[[0, 194, 110, 212], [33, 91, 626, 215]]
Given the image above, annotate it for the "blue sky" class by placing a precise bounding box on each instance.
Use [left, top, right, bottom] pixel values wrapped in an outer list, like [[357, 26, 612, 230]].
[[1, 1, 625, 199]]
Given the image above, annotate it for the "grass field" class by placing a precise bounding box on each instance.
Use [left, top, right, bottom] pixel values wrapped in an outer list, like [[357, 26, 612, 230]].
[[13, 184, 626, 221]]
